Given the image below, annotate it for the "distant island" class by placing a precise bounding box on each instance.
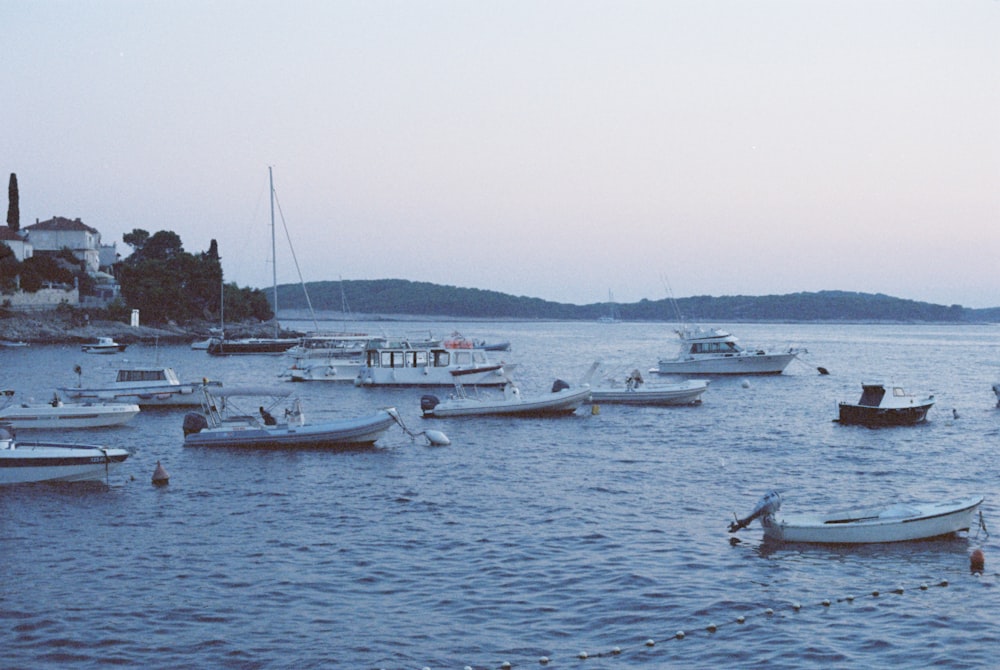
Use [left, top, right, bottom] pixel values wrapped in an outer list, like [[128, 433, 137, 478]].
[[275, 280, 1000, 323]]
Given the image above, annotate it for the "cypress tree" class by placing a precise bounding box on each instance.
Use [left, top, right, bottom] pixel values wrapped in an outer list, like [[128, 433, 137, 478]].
[[6, 173, 19, 232]]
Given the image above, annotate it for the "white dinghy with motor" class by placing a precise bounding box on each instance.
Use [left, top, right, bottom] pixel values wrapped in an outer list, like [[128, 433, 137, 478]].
[[420, 378, 591, 418], [728, 490, 985, 544], [584, 363, 709, 406]]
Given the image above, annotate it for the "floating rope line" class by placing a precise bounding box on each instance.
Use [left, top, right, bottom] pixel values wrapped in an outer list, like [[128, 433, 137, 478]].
[[396, 574, 998, 670]]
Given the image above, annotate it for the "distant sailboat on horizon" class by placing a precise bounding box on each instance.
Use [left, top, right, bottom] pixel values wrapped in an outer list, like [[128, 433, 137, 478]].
[[598, 290, 621, 323]]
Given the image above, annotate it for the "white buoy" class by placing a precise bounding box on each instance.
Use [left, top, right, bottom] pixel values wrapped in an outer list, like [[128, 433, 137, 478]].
[[424, 430, 451, 446], [740, 378, 751, 389]]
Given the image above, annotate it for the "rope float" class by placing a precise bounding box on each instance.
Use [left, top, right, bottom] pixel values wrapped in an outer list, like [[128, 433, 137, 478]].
[[394, 573, 999, 670]]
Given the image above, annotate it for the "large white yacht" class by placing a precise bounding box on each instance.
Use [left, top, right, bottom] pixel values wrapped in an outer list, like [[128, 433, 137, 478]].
[[654, 326, 802, 376]]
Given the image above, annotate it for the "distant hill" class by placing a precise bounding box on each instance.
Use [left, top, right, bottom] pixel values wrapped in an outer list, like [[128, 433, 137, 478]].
[[273, 280, 1000, 323]]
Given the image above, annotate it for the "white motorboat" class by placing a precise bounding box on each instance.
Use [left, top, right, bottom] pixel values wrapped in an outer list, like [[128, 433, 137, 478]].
[[0, 391, 139, 429], [182, 386, 398, 448], [59, 367, 220, 408], [587, 365, 709, 406], [0, 427, 129, 484], [355, 337, 514, 387], [654, 326, 802, 376], [420, 379, 591, 418], [81, 336, 127, 354], [282, 333, 370, 382], [728, 490, 984, 544], [837, 382, 934, 426]]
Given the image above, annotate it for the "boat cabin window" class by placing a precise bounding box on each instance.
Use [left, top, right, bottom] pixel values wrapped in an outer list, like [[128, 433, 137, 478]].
[[452, 351, 473, 366], [691, 342, 740, 355], [378, 351, 408, 368], [433, 351, 450, 367], [116, 370, 167, 382]]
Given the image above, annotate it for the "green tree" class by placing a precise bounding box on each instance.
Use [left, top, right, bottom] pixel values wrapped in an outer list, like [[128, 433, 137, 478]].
[[6, 173, 18, 232]]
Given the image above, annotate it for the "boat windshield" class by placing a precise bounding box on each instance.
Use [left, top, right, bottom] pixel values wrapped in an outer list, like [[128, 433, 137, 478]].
[[116, 369, 169, 382]]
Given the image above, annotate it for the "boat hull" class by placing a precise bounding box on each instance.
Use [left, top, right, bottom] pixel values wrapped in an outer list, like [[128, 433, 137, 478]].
[[287, 361, 363, 383], [0, 403, 140, 429], [0, 443, 129, 484], [762, 497, 983, 544], [356, 365, 513, 387], [207, 338, 299, 356], [590, 380, 709, 406], [838, 402, 933, 426], [656, 352, 797, 376], [61, 385, 208, 408], [424, 387, 591, 418], [184, 411, 396, 448]]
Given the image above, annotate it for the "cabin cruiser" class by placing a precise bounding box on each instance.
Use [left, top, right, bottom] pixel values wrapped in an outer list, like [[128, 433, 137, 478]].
[[355, 337, 513, 387], [59, 367, 220, 408], [654, 326, 802, 376], [81, 336, 127, 354], [837, 382, 935, 426]]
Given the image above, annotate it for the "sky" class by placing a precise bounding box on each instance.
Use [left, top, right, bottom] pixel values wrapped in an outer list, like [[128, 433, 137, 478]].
[[2, 1, 998, 308]]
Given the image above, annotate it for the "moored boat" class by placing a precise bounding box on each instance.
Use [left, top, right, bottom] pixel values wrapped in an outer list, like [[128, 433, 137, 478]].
[[355, 337, 513, 387], [0, 391, 140, 429], [81, 336, 127, 354], [654, 326, 802, 376], [420, 379, 590, 418], [207, 337, 299, 356], [281, 333, 370, 382], [182, 386, 398, 448], [59, 367, 220, 408], [587, 365, 709, 406], [0, 427, 129, 484], [728, 490, 984, 544], [837, 382, 934, 426]]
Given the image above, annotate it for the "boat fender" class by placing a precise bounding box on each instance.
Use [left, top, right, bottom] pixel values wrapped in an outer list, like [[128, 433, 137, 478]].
[[182, 412, 208, 436], [420, 395, 440, 414], [551, 379, 570, 393]]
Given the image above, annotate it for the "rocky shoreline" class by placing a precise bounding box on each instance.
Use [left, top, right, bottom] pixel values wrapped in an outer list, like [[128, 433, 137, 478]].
[[0, 311, 297, 346]]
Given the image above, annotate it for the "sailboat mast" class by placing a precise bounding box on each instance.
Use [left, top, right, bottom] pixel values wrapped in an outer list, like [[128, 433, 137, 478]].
[[269, 166, 278, 338]]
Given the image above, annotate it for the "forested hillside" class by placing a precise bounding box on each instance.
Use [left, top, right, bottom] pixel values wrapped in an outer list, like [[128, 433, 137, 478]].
[[274, 280, 999, 323]]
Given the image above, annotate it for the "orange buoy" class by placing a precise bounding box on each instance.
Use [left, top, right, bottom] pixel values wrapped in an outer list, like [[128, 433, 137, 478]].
[[970, 548, 985, 573], [152, 460, 170, 486]]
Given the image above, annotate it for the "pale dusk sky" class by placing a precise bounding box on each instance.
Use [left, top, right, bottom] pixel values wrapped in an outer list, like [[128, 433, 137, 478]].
[[2, 1, 998, 307]]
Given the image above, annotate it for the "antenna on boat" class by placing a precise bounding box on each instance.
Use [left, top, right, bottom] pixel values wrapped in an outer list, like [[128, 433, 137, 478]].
[[660, 273, 685, 324], [270, 167, 320, 333]]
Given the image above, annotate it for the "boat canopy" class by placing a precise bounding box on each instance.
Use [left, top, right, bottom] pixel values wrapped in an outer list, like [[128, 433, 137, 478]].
[[858, 384, 887, 406]]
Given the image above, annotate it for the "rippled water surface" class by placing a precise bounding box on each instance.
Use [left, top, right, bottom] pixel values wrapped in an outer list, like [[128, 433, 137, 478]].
[[1, 321, 998, 669]]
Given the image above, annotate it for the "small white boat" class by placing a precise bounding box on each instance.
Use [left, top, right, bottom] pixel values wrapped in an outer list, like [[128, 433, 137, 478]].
[[356, 337, 514, 387], [654, 326, 802, 376], [587, 365, 709, 406], [59, 367, 220, 408], [81, 336, 127, 354], [837, 382, 934, 426], [0, 391, 140, 429], [0, 427, 129, 484], [728, 490, 984, 544], [420, 380, 591, 418], [183, 386, 398, 448]]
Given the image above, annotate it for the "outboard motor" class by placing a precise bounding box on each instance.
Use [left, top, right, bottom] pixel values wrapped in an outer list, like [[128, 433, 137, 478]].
[[182, 412, 209, 436], [420, 395, 440, 416], [728, 490, 782, 533], [551, 379, 570, 393]]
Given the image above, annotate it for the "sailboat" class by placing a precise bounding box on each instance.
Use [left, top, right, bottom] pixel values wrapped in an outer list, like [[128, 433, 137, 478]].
[[208, 167, 301, 356], [597, 290, 621, 323]]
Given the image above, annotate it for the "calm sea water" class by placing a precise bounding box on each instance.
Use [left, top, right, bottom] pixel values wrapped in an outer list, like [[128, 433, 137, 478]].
[[1, 321, 998, 669]]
